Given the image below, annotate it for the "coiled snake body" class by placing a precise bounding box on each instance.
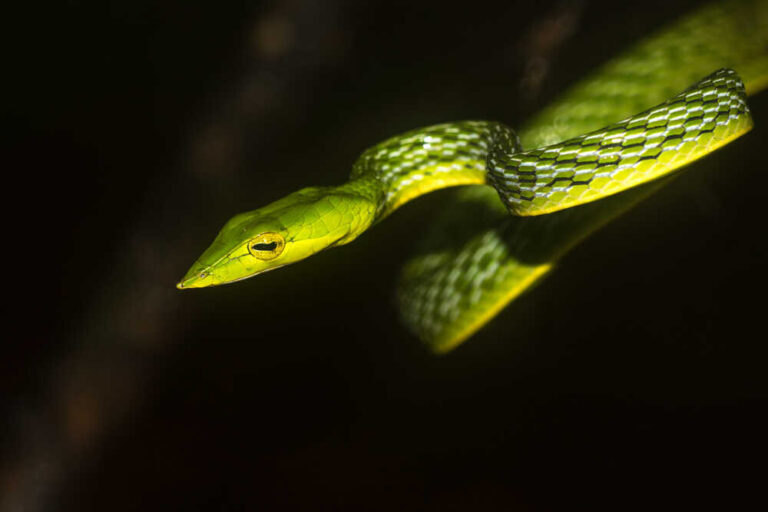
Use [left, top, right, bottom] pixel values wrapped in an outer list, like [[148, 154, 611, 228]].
[[179, 0, 768, 352]]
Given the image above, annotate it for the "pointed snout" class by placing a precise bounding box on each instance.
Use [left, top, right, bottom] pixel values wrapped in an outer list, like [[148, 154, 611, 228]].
[[176, 264, 215, 289]]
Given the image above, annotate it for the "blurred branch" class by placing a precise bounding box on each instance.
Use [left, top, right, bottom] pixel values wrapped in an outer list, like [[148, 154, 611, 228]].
[[517, 0, 583, 104], [1, 1, 348, 510]]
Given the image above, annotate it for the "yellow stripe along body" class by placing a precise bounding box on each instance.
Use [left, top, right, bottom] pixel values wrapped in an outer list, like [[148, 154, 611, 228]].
[[489, 70, 751, 216]]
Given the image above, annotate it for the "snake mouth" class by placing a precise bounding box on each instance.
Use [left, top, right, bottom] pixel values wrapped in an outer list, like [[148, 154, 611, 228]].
[[176, 261, 288, 289]]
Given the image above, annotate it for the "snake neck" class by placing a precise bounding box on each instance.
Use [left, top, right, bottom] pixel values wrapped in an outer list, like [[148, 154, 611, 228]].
[[348, 121, 521, 221]]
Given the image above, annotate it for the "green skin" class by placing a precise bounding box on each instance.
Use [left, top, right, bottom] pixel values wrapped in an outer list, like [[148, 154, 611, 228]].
[[177, 184, 377, 288]]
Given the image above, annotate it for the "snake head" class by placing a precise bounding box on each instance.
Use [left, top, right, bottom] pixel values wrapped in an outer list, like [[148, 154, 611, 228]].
[[177, 185, 377, 289]]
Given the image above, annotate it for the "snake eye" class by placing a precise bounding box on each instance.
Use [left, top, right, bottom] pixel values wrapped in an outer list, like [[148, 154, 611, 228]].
[[248, 232, 285, 260]]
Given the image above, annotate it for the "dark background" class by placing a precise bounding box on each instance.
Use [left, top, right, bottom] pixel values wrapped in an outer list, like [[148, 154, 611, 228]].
[[4, 0, 768, 510]]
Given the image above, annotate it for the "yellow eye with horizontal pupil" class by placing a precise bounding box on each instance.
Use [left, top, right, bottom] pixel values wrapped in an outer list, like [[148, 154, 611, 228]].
[[248, 232, 285, 260]]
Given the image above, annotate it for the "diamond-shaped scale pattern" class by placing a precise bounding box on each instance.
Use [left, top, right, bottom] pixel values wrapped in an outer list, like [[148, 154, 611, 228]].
[[487, 69, 751, 216], [351, 121, 520, 218]]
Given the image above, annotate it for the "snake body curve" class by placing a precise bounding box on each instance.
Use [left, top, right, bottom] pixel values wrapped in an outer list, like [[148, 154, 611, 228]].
[[399, 0, 768, 352], [178, 0, 768, 352]]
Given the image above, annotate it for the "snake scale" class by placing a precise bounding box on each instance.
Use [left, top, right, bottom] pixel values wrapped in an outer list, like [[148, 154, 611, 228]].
[[179, 0, 768, 353]]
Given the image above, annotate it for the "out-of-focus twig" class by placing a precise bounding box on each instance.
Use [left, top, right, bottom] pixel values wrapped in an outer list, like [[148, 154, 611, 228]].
[[517, 0, 583, 104]]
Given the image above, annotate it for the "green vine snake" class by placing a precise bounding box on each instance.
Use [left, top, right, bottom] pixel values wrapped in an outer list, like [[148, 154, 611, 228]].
[[178, 0, 768, 353]]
